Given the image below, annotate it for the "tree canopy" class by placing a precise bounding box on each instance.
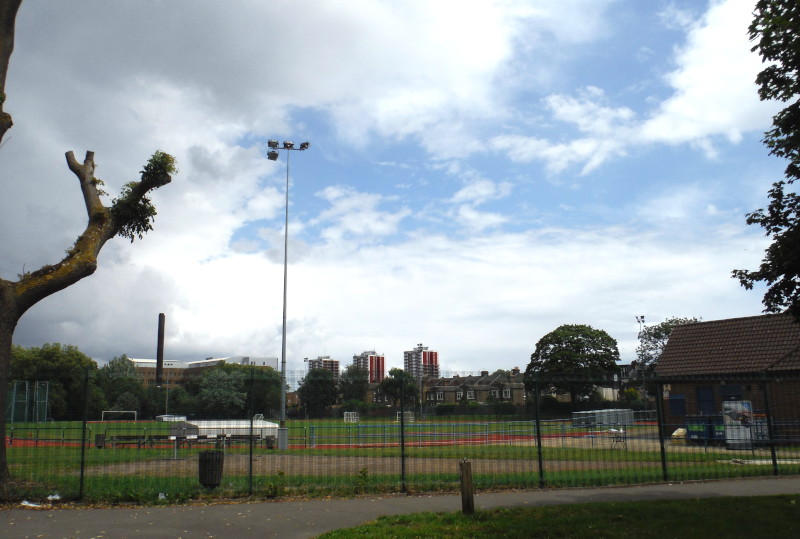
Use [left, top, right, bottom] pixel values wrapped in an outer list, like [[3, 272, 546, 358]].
[[524, 324, 619, 400], [297, 368, 338, 418], [97, 355, 144, 413], [635, 317, 701, 370], [10, 343, 104, 420], [339, 364, 369, 403], [378, 368, 419, 407], [733, 0, 800, 320]]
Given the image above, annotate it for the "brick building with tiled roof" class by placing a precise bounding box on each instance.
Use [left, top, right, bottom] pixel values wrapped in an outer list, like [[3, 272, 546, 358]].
[[655, 313, 800, 439], [422, 369, 526, 406]]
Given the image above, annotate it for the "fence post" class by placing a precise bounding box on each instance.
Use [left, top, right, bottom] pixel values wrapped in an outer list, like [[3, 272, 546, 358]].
[[79, 367, 90, 500], [761, 371, 779, 475], [459, 459, 475, 514], [654, 377, 669, 483], [248, 367, 254, 495], [533, 376, 544, 489], [400, 378, 406, 494]]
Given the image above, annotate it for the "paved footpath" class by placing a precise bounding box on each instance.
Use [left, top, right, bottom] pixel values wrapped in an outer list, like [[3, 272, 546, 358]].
[[3, 476, 800, 539]]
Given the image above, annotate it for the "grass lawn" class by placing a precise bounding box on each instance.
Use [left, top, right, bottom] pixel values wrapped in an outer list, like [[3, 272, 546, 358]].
[[317, 494, 800, 538]]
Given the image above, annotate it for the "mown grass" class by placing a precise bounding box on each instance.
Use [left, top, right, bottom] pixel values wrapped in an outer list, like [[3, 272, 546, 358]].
[[4, 454, 794, 504], [317, 495, 800, 538]]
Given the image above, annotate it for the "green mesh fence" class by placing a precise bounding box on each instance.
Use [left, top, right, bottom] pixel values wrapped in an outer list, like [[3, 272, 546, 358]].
[[3, 370, 799, 504]]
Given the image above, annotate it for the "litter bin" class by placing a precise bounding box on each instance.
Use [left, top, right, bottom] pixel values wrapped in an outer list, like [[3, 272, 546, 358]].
[[95, 433, 106, 449], [198, 450, 224, 489]]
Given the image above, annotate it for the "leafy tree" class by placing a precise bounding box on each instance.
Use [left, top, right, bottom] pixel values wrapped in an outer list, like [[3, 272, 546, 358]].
[[377, 368, 419, 407], [198, 368, 247, 419], [635, 317, 701, 370], [110, 391, 140, 413], [524, 324, 620, 401], [97, 355, 144, 412], [0, 1, 176, 481], [339, 364, 369, 403], [218, 364, 282, 418], [10, 343, 104, 420], [733, 0, 800, 320], [247, 367, 282, 418], [298, 368, 338, 418]]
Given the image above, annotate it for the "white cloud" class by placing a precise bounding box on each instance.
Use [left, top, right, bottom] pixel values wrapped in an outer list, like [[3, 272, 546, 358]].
[[15, 218, 767, 372], [488, 86, 636, 174], [2, 0, 780, 379], [641, 0, 777, 149], [657, 3, 699, 31], [311, 186, 411, 243], [450, 179, 513, 206], [452, 205, 509, 232]]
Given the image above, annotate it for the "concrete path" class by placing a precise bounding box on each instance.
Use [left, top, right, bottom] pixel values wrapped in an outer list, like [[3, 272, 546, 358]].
[[3, 476, 800, 538]]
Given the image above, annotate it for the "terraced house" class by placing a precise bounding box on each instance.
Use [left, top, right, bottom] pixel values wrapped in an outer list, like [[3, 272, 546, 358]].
[[422, 368, 526, 406]]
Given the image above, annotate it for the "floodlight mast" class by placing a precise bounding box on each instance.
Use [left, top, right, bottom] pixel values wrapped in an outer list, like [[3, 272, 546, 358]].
[[267, 138, 310, 450]]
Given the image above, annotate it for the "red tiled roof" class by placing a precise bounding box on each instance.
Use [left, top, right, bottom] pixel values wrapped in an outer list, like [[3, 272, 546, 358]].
[[655, 313, 800, 376]]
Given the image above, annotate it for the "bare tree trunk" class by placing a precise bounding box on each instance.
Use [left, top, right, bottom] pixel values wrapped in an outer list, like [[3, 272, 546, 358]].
[[0, 0, 23, 143], [0, 284, 17, 483]]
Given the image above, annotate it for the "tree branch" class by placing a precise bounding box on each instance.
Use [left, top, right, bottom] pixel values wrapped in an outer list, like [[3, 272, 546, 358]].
[[0, 0, 23, 144], [13, 149, 174, 316], [66, 150, 106, 218]]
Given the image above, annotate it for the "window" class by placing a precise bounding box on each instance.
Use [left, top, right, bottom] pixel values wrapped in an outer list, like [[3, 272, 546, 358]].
[[456, 391, 463, 400], [669, 394, 686, 417], [697, 386, 715, 415], [466, 390, 475, 400], [436, 391, 443, 401], [491, 389, 499, 398], [503, 388, 511, 399], [720, 384, 743, 402]]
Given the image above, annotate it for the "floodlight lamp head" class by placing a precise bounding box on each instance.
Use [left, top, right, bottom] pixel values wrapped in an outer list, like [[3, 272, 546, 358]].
[[283, 141, 294, 149], [267, 139, 279, 149], [267, 150, 279, 161], [299, 141, 310, 150]]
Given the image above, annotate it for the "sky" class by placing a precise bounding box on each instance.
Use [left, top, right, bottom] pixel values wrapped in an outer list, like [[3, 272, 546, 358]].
[[0, 0, 785, 377]]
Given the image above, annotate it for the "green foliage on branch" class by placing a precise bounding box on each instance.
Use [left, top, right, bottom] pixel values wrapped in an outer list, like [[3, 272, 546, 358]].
[[339, 364, 369, 402], [198, 368, 247, 418], [377, 368, 419, 407], [298, 368, 338, 417], [635, 316, 701, 370], [10, 343, 105, 420], [734, 0, 800, 319], [110, 151, 176, 242], [524, 324, 619, 401]]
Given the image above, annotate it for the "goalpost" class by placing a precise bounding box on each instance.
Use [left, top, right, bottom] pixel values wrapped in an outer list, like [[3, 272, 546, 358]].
[[343, 411, 359, 423], [101, 410, 137, 421], [396, 411, 414, 423]]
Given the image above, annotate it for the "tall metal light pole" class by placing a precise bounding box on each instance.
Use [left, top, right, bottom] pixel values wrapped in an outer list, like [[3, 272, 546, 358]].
[[267, 139, 310, 450]]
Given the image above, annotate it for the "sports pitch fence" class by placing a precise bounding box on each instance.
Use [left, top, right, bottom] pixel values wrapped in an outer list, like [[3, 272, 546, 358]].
[[3, 372, 800, 504]]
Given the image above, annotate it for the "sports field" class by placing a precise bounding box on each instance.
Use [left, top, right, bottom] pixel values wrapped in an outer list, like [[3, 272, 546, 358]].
[[5, 416, 800, 504]]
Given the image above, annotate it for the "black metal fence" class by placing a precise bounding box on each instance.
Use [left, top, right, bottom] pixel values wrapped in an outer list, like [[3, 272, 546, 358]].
[[3, 370, 799, 504]]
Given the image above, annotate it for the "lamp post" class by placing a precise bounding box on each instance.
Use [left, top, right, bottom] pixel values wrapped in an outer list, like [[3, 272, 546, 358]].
[[267, 139, 310, 450]]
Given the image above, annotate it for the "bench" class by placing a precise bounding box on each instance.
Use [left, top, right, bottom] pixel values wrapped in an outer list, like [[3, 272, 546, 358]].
[[108, 435, 146, 449]]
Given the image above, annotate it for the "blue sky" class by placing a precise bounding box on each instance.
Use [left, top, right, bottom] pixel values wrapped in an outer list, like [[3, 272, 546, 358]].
[[0, 0, 784, 376]]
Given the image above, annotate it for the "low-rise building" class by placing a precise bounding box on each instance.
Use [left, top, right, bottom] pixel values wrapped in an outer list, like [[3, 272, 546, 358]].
[[423, 368, 526, 406]]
